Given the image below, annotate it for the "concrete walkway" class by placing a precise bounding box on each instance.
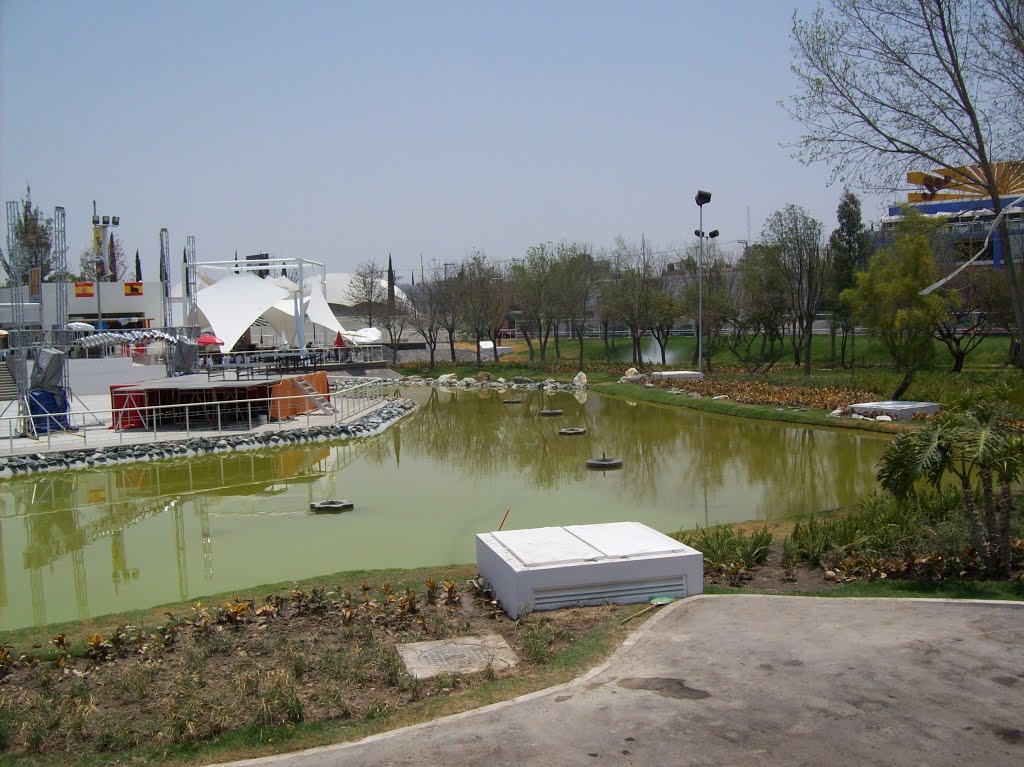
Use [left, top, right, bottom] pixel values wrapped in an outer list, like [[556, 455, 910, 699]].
[[220, 595, 1024, 767]]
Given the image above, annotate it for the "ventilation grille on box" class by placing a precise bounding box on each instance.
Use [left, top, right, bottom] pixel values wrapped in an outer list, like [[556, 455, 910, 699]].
[[532, 576, 687, 610]]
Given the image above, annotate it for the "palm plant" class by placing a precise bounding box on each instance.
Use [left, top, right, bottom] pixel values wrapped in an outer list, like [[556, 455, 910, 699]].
[[876, 404, 1023, 574]]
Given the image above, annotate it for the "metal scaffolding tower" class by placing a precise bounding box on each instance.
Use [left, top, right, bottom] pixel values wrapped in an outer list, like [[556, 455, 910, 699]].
[[53, 206, 70, 393], [5, 200, 32, 436], [184, 235, 197, 328], [159, 228, 172, 328]]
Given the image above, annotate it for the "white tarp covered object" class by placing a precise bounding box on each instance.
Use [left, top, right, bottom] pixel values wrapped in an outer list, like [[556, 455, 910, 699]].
[[305, 284, 345, 337], [195, 273, 288, 353]]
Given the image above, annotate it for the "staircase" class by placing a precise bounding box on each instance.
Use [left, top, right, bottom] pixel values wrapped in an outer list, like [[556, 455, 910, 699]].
[[294, 377, 337, 416], [0, 363, 19, 401]]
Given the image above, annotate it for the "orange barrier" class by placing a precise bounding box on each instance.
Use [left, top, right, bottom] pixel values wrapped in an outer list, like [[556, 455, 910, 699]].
[[269, 372, 329, 421]]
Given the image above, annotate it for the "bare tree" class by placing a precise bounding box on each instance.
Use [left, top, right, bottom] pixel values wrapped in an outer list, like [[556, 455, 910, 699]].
[[762, 205, 831, 375], [460, 251, 507, 365], [406, 274, 443, 368], [724, 243, 789, 373], [788, 0, 1024, 364], [345, 259, 385, 327], [508, 243, 557, 366], [436, 266, 465, 363], [557, 243, 602, 371]]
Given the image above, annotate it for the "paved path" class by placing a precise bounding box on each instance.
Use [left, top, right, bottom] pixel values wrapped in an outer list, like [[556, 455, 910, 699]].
[[220, 595, 1024, 767]]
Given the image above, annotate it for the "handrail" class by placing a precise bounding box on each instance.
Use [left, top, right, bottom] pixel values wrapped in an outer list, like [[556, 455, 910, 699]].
[[0, 381, 391, 457]]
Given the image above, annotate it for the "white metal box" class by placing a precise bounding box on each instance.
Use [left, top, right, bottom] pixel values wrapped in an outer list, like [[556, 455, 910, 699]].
[[476, 522, 703, 619]]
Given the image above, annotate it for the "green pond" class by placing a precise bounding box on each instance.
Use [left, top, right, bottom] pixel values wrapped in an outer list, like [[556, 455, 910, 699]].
[[0, 387, 890, 630]]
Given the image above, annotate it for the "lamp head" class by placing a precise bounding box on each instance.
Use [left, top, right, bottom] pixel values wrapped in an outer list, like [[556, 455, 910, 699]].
[[111, 216, 120, 226], [695, 190, 712, 206], [694, 229, 703, 238], [709, 229, 719, 239], [101, 215, 110, 225]]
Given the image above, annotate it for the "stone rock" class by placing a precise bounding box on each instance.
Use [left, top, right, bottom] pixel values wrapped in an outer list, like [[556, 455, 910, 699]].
[[712, 395, 729, 400], [513, 376, 533, 384], [875, 415, 893, 422], [572, 372, 587, 389], [828, 408, 843, 417], [437, 373, 457, 383], [624, 367, 639, 378]]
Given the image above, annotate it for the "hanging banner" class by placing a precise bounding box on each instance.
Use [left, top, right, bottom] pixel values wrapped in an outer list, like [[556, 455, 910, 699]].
[[75, 282, 95, 298], [124, 282, 144, 296], [28, 267, 41, 301]]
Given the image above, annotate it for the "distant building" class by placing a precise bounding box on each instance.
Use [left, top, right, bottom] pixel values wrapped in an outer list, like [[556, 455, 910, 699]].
[[881, 162, 1024, 268]]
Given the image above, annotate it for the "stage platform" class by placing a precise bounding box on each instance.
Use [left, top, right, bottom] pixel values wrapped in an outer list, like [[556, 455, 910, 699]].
[[109, 371, 330, 431]]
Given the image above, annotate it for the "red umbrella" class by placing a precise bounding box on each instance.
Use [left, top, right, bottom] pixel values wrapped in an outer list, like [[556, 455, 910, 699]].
[[196, 334, 224, 346], [333, 331, 346, 348]]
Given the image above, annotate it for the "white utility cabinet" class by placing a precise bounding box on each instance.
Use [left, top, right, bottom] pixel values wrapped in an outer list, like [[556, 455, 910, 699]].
[[476, 521, 703, 619]]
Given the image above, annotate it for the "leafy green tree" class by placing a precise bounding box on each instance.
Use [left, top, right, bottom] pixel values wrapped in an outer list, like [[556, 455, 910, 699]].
[[842, 210, 946, 399], [1, 186, 53, 283], [762, 204, 830, 375], [788, 0, 1024, 365], [827, 190, 873, 364], [877, 403, 1022, 575], [725, 243, 788, 373]]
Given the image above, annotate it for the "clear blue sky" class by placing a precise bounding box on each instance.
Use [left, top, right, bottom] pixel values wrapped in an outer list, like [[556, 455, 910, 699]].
[[1, 0, 891, 282]]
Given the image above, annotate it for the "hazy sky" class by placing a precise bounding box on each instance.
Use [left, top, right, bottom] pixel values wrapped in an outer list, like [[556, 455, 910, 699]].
[[1, 0, 893, 282]]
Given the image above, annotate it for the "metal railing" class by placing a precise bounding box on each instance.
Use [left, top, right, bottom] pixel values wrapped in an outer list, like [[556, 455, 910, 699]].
[[0, 379, 393, 457]]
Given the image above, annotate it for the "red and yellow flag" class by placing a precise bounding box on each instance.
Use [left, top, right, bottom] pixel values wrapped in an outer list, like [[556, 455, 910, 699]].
[[124, 282, 144, 296], [75, 282, 94, 298]]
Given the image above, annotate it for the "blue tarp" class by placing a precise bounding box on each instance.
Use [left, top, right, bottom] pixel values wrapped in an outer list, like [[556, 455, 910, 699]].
[[28, 389, 70, 434]]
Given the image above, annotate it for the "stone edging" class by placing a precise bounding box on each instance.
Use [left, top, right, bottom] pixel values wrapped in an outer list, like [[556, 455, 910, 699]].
[[0, 399, 417, 479]]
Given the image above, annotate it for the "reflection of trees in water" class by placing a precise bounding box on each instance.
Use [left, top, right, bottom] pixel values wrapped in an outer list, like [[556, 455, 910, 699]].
[[369, 388, 889, 515], [1, 445, 337, 627]]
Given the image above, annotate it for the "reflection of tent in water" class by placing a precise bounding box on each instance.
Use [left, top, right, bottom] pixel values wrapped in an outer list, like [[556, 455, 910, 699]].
[[7, 440, 371, 626]]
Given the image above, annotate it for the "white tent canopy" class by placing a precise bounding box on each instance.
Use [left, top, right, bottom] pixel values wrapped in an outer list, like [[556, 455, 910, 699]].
[[194, 273, 289, 354]]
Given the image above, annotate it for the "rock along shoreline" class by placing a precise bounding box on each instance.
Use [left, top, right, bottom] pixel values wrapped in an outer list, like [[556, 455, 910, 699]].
[[0, 398, 417, 479]]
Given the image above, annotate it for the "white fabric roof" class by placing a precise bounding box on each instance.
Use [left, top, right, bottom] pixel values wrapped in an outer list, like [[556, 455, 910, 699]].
[[306, 283, 345, 336], [195, 273, 289, 353]]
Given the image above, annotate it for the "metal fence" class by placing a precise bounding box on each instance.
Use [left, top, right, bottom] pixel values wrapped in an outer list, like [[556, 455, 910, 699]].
[[0, 379, 394, 456]]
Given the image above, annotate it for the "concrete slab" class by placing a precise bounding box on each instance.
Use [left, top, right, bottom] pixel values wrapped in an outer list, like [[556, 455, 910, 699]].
[[217, 596, 1024, 767], [397, 635, 519, 679], [849, 400, 940, 420], [477, 522, 702, 619], [651, 370, 704, 381]]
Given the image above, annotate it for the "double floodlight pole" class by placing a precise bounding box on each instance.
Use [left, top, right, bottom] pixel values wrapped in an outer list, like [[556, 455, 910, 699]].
[[693, 190, 718, 374]]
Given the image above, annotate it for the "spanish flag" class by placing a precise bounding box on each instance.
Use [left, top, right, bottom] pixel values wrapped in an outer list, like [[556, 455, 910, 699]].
[[75, 282, 94, 298], [124, 282, 144, 296]]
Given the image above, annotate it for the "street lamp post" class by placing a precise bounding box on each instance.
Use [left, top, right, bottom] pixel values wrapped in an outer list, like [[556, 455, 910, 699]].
[[693, 190, 718, 374], [92, 201, 119, 331]]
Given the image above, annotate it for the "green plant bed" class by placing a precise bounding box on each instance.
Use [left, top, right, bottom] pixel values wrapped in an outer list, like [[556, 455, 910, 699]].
[[591, 383, 911, 433], [703, 581, 1024, 600]]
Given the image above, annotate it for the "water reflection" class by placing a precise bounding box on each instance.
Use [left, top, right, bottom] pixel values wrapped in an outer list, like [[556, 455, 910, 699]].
[[0, 390, 889, 630]]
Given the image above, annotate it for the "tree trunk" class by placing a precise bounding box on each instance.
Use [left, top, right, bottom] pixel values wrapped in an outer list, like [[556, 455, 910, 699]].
[[803, 319, 812, 376], [554, 323, 561, 360], [602, 322, 610, 359], [524, 333, 535, 367], [995, 213, 1024, 367], [950, 346, 965, 373], [428, 343, 436, 369], [998, 474, 1014, 578], [447, 332, 456, 363], [829, 323, 836, 363], [961, 480, 990, 568], [475, 333, 482, 366], [890, 368, 915, 400], [980, 465, 997, 569], [578, 334, 585, 372]]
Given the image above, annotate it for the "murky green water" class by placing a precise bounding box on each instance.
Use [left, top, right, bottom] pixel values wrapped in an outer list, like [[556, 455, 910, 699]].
[[0, 388, 890, 630]]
